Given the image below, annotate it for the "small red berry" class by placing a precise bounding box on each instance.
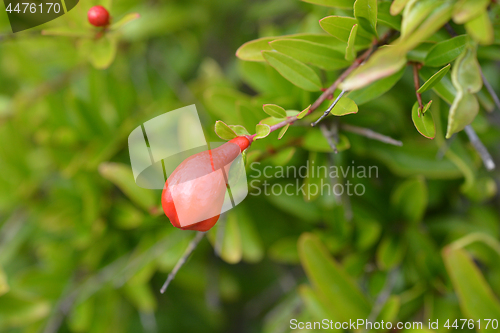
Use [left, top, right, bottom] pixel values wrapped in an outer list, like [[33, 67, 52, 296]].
[[87, 6, 110, 27]]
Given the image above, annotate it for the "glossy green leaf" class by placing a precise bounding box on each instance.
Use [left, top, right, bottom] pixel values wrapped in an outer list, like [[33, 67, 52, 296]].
[[354, 0, 378, 37], [345, 24, 358, 62], [99, 163, 156, 212], [424, 35, 468, 67], [301, 0, 354, 9], [331, 96, 358, 116], [347, 66, 406, 105], [236, 33, 347, 62], [270, 39, 351, 71], [298, 233, 371, 321], [341, 46, 406, 91], [277, 124, 290, 140], [390, 0, 410, 16], [262, 51, 322, 91], [319, 16, 372, 44], [229, 125, 250, 136], [377, 235, 406, 270], [417, 64, 451, 93], [391, 176, 428, 223], [419, 67, 456, 104], [111, 13, 141, 30], [297, 105, 310, 119], [412, 101, 436, 139], [377, 2, 402, 30], [452, 0, 489, 24], [443, 247, 500, 329], [254, 124, 271, 140], [215, 120, 238, 140], [263, 104, 287, 118], [465, 10, 494, 45]]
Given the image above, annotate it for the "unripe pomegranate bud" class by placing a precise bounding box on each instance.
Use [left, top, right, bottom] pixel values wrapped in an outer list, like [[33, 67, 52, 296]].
[[162, 137, 250, 231], [88, 6, 110, 27]]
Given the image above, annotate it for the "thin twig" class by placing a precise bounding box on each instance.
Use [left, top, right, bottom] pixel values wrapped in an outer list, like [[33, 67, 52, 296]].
[[363, 269, 398, 332], [311, 90, 347, 127], [246, 34, 393, 143], [412, 63, 423, 110], [480, 69, 500, 112], [464, 125, 496, 171], [160, 231, 205, 293], [341, 124, 403, 146], [320, 123, 339, 153]]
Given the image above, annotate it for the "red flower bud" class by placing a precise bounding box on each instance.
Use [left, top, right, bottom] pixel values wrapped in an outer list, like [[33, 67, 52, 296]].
[[88, 6, 110, 27], [162, 136, 250, 231]]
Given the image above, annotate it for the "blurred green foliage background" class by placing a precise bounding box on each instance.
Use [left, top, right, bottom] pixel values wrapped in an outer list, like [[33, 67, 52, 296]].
[[1, 0, 500, 332]]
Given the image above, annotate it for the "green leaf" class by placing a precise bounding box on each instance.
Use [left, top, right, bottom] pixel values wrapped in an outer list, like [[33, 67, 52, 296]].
[[111, 13, 141, 30], [345, 24, 358, 62], [319, 16, 372, 44], [417, 64, 451, 93], [236, 101, 262, 130], [301, 0, 354, 9], [399, 2, 454, 51], [377, 2, 402, 30], [236, 33, 347, 62], [298, 233, 371, 321], [465, 10, 494, 45], [446, 91, 479, 138], [99, 163, 156, 212], [443, 247, 500, 330], [86, 35, 118, 70], [297, 105, 311, 119], [331, 96, 358, 116], [262, 51, 322, 91], [453, 0, 489, 24], [229, 125, 250, 136], [390, 0, 410, 15], [412, 101, 436, 139], [354, 0, 378, 37], [400, 0, 441, 38], [452, 45, 482, 94], [0, 293, 50, 328], [419, 67, 456, 104], [263, 104, 287, 118], [302, 131, 351, 152], [254, 124, 271, 140], [377, 235, 406, 270], [347, 65, 406, 105], [215, 120, 238, 140], [341, 46, 406, 91], [298, 284, 339, 321], [424, 35, 468, 67], [278, 124, 290, 140], [270, 39, 351, 71], [391, 176, 428, 223]]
